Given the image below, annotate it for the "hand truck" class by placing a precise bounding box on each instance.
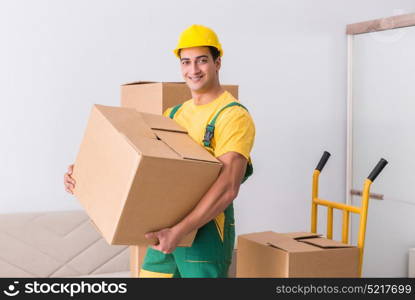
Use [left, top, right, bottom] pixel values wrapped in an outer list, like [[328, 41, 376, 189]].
[[311, 151, 388, 277]]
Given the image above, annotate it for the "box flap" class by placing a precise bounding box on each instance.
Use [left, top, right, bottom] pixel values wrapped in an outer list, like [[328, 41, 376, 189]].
[[283, 232, 322, 240], [163, 82, 187, 85], [238, 231, 285, 245], [121, 81, 187, 86], [299, 237, 356, 248], [239, 231, 327, 253], [154, 130, 220, 164], [239, 231, 317, 253], [121, 81, 157, 86], [140, 112, 187, 133], [93, 105, 183, 160], [94, 105, 156, 141], [267, 239, 321, 253]]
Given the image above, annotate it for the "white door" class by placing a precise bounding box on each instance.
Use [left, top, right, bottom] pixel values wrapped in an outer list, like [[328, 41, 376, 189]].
[[350, 25, 415, 277]]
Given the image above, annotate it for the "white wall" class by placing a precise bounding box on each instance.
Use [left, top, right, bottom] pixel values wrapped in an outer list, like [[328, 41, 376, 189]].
[[0, 0, 414, 250]]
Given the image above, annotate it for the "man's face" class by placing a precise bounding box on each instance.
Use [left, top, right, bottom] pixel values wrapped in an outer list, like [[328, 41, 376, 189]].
[[179, 46, 221, 93]]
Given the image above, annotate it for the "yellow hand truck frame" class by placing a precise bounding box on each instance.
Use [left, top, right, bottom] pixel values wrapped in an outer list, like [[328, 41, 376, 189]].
[[311, 151, 388, 277]]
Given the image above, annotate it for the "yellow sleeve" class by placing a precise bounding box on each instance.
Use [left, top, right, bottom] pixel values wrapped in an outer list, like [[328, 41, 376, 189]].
[[163, 107, 172, 117], [213, 106, 255, 160]]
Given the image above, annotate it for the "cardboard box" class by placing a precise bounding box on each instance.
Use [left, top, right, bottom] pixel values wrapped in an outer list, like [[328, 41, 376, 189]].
[[120, 81, 238, 274], [130, 245, 147, 277], [72, 104, 222, 247], [120, 81, 238, 115], [236, 231, 359, 277]]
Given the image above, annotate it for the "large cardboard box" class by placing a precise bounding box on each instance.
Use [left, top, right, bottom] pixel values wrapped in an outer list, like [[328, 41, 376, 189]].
[[120, 81, 238, 115], [72, 104, 222, 247], [120, 81, 238, 274], [236, 231, 359, 277]]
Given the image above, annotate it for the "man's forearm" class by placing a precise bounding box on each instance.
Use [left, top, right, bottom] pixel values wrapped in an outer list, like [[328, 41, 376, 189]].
[[146, 152, 247, 254], [173, 170, 238, 237]]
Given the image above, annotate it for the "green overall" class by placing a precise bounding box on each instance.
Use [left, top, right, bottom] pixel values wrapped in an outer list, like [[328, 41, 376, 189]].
[[140, 102, 253, 278]]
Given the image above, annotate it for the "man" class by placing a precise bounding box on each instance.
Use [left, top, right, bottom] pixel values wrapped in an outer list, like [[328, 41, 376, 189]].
[[64, 24, 255, 278]]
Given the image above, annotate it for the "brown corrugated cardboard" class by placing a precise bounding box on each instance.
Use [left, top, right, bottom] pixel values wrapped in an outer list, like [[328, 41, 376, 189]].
[[236, 231, 359, 278], [72, 104, 222, 247], [130, 245, 147, 277], [120, 81, 238, 274], [120, 81, 238, 114]]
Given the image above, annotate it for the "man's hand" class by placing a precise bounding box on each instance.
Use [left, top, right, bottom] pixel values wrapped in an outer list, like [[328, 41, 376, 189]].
[[145, 227, 185, 254], [64, 164, 76, 194]]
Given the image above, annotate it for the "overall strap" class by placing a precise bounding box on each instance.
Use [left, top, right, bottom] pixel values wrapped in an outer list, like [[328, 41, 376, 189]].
[[203, 101, 253, 183], [169, 103, 183, 119], [169, 100, 253, 183], [203, 102, 247, 148]]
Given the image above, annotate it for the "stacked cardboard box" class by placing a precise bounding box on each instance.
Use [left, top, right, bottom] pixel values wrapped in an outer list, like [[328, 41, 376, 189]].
[[120, 81, 238, 114]]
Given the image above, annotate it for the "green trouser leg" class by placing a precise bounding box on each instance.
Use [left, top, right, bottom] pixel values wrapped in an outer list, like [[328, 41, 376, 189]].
[[140, 204, 235, 278]]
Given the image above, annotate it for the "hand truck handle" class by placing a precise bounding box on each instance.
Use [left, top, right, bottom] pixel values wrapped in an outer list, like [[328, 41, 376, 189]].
[[367, 158, 388, 182], [315, 151, 331, 172]]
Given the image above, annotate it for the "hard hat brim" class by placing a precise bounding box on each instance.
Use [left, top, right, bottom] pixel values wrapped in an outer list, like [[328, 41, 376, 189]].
[[173, 45, 223, 58]]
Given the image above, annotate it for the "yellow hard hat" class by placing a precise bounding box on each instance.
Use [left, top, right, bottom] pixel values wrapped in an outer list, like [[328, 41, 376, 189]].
[[173, 24, 223, 58]]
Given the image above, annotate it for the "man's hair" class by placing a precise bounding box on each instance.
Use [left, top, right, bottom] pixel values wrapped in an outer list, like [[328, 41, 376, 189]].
[[207, 46, 220, 61], [178, 46, 220, 61]]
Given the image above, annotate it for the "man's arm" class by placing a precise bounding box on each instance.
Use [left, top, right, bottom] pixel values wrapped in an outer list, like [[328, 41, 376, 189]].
[[145, 151, 247, 254]]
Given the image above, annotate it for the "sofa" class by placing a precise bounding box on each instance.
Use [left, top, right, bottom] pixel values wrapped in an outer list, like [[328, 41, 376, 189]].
[[0, 210, 236, 278], [0, 210, 130, 277]]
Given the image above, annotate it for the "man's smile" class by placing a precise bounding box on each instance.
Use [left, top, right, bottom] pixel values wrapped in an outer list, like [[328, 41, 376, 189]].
[[188, 74, 204, 82]]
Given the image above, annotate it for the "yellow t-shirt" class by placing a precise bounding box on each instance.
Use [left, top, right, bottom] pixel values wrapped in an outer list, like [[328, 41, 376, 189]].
[[163, 90, 255, 162]]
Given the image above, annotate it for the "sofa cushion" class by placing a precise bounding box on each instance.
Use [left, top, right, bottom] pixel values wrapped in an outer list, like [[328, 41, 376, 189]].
[[0, 210, 129, 277]]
